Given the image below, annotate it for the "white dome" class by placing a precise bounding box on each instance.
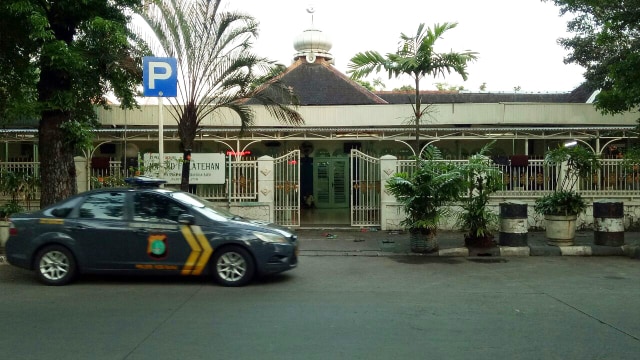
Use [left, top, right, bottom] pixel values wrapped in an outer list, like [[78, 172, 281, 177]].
[[293, 27, 333, 62]]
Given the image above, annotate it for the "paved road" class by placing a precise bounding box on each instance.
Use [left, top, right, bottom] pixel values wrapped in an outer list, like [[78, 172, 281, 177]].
[[1, 256, 639, 360]]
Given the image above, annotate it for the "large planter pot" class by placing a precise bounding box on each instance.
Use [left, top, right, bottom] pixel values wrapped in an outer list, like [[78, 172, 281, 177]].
[[544, 214, 577, 246], [409, 229, 438, 253]]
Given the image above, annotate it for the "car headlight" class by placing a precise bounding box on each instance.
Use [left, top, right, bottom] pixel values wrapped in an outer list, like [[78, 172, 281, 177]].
[[253, 231, 288, 244]]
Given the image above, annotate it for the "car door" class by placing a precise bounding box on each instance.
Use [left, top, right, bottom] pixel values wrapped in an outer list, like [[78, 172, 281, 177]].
[[129, 191, 199, 275], [66, 190, 134, 270]]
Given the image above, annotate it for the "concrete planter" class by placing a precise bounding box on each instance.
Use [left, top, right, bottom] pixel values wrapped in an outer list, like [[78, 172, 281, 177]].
[[544, 214, 577, 246]]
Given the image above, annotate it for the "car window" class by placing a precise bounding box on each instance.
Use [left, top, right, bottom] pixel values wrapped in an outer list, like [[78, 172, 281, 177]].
[[133, 192, 187, 223], [170, 191, 235, 220], [43, 196, 84, 218], [78, 192, 126, 220]]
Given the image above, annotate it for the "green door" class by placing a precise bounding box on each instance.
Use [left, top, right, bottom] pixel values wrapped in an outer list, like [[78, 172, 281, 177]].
[[314, 157, 349, 208]]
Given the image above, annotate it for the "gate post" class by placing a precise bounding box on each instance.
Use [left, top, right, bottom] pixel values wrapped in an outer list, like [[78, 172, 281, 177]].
[[380, 155, 400, 231], [75, 156, 88, 193], [257, 156, 275, 222]]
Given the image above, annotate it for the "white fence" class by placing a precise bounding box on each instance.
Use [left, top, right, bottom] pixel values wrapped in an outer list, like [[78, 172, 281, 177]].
[[394, 158, 640, 199], [3, 157, 640, 218]]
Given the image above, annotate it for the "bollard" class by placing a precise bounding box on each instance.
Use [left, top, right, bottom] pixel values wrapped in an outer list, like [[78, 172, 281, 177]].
[[593, 200, 625, 247], [499, 202, 528, 246]]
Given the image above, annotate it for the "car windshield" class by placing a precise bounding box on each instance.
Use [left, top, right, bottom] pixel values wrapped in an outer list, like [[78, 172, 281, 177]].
[[169, 191, 240, 221]]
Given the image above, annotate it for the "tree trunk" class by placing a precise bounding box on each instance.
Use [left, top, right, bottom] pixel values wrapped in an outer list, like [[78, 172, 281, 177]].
[[180, 149, 191, 192], [413, 77, 422, 156], [178, 104, 198, 192], [38, 112, 77, 207], [37, 39, 76, 207]]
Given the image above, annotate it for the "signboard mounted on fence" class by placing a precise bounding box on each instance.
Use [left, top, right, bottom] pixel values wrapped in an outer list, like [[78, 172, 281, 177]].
[[143, 153, 226, 184]]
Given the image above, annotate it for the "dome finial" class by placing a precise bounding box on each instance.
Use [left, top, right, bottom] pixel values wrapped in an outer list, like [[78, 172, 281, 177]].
[[293, 4, 334, 64], [306, 4, 315, 26]]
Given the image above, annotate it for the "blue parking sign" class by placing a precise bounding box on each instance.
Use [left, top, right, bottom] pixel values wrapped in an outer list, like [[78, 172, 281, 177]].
[[143, 57, 178, 97]]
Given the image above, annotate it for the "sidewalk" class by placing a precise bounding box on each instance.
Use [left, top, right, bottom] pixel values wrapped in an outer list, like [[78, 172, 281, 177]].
[[296, 228, 640, 258]]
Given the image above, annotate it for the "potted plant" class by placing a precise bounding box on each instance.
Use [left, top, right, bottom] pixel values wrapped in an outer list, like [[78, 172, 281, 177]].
[[386, 146, 465, 253], [533, 145, 599, 246], [455, 143, 503, 248]]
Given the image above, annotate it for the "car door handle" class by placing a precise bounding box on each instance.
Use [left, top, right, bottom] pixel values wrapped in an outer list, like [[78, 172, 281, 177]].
[[65, 225, 87, 231]]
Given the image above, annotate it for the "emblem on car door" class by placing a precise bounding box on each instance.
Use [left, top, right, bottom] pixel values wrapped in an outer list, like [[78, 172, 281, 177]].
[[147, 234, 168, 259]]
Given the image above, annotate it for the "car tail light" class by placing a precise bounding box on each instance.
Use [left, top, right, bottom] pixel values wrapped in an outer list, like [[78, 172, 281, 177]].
[[9, 222, 17, 236]]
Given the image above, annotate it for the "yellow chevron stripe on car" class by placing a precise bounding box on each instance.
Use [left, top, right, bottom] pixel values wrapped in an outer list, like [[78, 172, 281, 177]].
[[190, 225, 213, 275], [180, 225, 202, 275], [39, 218, 64, 225]]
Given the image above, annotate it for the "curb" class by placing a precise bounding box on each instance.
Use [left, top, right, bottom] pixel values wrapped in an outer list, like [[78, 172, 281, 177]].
[[2, 247, 637, 264], [299, 245, 640, 258]]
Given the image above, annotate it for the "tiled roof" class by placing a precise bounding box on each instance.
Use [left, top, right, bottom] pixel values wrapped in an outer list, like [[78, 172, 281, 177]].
[[248, 58, 387, 106], [249, 57, 593, 106], [375, 84, 595, 104]]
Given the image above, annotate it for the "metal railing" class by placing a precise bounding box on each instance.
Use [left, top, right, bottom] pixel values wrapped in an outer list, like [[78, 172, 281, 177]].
[[0, 162, 41, 210], [89, 158, 259, 202], [393, 158, 640, 199]]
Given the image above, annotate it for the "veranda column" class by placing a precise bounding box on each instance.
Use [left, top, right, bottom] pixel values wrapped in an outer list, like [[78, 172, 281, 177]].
[[380, 155, 400, 231], [257, 156, 275, 223]]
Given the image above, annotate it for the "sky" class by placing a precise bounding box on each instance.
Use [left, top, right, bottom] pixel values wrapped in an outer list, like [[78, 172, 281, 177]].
[[227, 0, 586, 93]]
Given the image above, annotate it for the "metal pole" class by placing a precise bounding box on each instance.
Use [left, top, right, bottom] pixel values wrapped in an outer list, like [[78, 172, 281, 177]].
[[158, 97, 164, 181], [227, 153, 232, 209]]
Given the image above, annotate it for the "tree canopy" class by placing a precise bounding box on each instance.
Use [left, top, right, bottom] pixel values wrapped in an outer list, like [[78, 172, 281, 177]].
[[546, 0, 640, 118], [136, 0, 303, 191], [1, 0, 144, 206], [348, 23, 477, 155]]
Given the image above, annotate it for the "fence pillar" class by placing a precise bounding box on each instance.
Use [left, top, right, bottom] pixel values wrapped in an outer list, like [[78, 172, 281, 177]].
[[257, 156, 275, 223], [380, 155, 400, 231], [75, 156, 88, 193]]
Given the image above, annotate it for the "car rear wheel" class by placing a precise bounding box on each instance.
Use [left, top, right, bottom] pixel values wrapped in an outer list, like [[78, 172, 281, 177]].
[[212, 246, 255, 287], [35, 245, 77, 286]]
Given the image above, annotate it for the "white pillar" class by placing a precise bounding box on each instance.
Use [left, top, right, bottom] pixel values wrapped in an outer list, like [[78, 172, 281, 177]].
[[380, 155, 402, 231], [257, 155, 275, 222], [75, 156, 88, 193]]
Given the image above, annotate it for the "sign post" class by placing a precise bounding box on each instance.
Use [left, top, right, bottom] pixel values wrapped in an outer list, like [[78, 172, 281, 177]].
[[143, 57, 178, 180]]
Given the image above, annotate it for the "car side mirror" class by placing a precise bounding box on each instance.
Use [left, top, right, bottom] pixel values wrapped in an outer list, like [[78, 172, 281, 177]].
[[178, 213, 195, 225]]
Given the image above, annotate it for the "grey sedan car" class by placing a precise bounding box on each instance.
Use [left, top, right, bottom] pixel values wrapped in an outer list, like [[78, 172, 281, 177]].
[[5, 177, 298, 286]]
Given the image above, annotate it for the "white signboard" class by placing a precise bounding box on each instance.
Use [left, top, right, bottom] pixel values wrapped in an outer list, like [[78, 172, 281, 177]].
[[143, 153, 226, 184]]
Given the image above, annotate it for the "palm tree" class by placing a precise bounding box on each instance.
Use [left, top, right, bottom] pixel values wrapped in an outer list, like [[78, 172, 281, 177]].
[[137, 0, 303, 191], [348, 23, 477, 155]]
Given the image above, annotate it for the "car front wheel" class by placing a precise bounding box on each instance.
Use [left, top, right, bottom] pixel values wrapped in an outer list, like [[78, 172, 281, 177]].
[[34, 245, 77, 286], [212, 246, 255, 287]]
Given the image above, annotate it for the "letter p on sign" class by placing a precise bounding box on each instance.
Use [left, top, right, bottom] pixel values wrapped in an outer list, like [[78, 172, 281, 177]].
[[143, 57, 178, 97]]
